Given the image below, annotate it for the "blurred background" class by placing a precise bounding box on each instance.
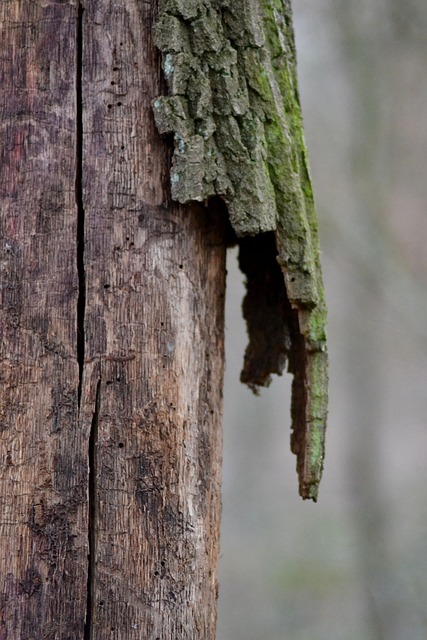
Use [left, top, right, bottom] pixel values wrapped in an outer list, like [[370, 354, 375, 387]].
[[217, 1, 427, 639]]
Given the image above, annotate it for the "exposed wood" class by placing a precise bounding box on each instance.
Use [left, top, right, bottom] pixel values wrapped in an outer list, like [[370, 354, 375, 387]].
[[81, 1, 226, 638], [0, 2, 88, 638], [1, 0, 227, 637]]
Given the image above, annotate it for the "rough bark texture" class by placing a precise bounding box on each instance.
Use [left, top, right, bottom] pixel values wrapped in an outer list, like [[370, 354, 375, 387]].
[[154, 0, 328, 499], [0, 0, 226, 638]]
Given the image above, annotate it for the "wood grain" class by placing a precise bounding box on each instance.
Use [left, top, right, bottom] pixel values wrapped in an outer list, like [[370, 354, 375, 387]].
[[80, 1, 226, 637], [0, 2, 88, 638], [1, 0, 227, 637]]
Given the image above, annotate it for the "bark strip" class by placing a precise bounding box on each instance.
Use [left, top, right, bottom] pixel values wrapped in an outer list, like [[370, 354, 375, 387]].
[[154, 0, 328, 500]]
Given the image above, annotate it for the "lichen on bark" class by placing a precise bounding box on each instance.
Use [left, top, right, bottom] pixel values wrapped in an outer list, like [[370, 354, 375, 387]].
[[153, 0, 328, 500]]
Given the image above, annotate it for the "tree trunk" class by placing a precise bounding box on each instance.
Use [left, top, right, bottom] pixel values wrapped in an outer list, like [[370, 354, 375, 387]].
[[0, 0, 327, 637], [0, 1, 226, 638]]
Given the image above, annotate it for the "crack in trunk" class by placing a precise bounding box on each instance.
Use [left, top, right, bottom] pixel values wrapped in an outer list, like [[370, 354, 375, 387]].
[[76, 0, 85, 410], [75, 4, 96, 636], [85, 380, 100, 640]]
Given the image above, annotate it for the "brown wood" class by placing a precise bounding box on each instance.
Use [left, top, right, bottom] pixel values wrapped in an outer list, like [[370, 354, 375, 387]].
[[81, 2, 226, 636], [1, 1, 227, 638], [0, 2, 87, 638]]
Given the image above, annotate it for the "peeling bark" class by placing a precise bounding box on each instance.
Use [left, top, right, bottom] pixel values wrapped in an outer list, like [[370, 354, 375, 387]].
[[154, 0, 328, 499]]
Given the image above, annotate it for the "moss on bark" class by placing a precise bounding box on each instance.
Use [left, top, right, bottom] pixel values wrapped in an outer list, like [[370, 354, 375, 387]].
[[154, 0, 328, 500]]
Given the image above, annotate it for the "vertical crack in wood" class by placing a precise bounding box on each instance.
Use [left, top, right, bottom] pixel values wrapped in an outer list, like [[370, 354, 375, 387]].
[[76, 1, 85, 409], [85, 380, 101, 640], [75, 2, 96, 635]]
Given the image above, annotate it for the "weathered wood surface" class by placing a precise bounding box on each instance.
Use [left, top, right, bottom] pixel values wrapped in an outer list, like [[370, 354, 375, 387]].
[[1, 0, 226, 638], [81, 1, 226, 637], [0, 1, 88, 638]]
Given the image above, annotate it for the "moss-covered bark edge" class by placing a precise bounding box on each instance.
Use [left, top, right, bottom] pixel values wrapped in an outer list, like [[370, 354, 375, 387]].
[[153, 0, 328, 500]]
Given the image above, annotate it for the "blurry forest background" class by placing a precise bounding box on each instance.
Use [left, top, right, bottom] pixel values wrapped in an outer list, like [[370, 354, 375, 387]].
[[217, 1, 427, 639]]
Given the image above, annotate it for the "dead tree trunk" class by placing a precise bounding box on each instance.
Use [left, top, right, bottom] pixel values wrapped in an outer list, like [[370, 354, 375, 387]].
[[0, 2, 226, 638], [0, 0, 327, 638]]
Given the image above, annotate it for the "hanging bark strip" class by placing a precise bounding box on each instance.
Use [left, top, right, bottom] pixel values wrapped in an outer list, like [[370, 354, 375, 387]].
[[153, 0, 328, 500]]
